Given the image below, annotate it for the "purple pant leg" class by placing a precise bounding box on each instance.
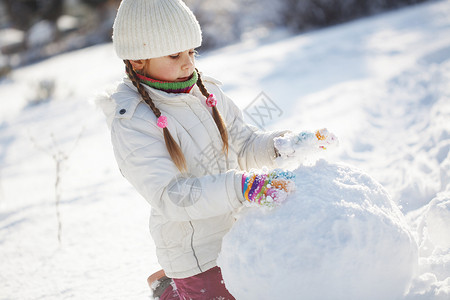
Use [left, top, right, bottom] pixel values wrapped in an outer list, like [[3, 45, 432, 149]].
[[159, 280, 179, 300], [160, 266, 235, 300]]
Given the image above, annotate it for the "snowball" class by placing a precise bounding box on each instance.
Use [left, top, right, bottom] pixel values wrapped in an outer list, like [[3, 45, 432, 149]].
[[218, 160, 418, 300], [274, 130, 339, 170]]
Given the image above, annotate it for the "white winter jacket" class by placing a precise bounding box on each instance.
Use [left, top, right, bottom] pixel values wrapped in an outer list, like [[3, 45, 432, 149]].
[[99, 75, 286, 278]]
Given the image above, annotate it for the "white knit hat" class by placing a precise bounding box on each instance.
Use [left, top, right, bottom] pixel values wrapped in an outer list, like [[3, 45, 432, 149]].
[[112, 0, 202, 60]]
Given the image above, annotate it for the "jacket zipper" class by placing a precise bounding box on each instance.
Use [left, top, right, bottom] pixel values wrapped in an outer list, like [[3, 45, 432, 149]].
[[189, 221, 203, 273]]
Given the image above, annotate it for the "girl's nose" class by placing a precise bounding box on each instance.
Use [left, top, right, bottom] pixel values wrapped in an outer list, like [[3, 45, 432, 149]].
[[182, 54, 194, 70]]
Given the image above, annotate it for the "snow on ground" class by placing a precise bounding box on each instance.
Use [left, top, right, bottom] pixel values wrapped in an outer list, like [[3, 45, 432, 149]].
[[0, 0, 449, 299]]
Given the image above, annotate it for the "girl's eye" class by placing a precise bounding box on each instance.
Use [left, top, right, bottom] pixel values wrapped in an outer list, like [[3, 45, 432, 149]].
[[169, 50, 197, 59]]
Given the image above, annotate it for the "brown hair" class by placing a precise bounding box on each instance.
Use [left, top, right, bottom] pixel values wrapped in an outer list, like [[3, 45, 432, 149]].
[[124, 60, 229, 172], [195, 68, 229, 154]]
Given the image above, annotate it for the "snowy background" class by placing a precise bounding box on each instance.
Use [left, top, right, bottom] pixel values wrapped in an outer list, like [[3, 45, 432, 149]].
[[1, 0, 449, 299]]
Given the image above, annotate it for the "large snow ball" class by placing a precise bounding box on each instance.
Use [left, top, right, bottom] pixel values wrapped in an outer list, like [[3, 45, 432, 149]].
[[218, 160, 418, 300]]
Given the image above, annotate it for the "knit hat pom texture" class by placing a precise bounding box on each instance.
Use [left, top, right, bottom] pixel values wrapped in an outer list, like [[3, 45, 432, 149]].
[[113, 0, 202, 60]]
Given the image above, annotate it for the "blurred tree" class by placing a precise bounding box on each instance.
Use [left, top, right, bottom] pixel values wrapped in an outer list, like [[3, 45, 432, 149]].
[[3, 0, 38, 30], [3, 0, 62, 31], [41, 0, 63, 22], [80, 0, 120, 43], [80, 0, 110, 8]]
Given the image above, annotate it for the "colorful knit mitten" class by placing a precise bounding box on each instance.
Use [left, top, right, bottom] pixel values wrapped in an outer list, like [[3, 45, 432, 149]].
[[241, 169, 296, 208]]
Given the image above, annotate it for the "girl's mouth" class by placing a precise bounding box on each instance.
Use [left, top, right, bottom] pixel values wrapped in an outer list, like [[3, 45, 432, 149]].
[[176, 74, 193, 82]]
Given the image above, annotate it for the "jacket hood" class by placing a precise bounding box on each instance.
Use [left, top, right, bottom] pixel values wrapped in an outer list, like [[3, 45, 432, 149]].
[[95, 86, 117, 129]]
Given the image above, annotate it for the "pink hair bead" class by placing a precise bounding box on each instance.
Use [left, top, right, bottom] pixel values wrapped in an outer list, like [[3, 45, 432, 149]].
[[157, 115, 168, 128], [206, 94, 217, 107]]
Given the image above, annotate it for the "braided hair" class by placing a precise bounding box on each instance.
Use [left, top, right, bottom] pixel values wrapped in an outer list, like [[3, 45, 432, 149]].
[[124, 60, 229, 172], [195, 69, 229, 154]]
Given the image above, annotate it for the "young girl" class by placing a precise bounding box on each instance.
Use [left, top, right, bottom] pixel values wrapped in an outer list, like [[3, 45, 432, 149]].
[[100, 0, 337, 299]]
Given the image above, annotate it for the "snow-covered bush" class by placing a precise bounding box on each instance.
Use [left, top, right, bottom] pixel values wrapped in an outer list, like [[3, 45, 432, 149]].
[[280, 0, 431, 31], [183, 0, 434, 49], [185, 0, 285, 49], [184, 0, 240, 49], [27, 20, 57, 48], [28, 78, 56, 105], [218, 160, 418, 300]]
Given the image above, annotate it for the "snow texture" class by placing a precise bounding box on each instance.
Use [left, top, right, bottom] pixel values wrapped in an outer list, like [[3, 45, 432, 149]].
[[274, 129, 339, 169], [218, 160, 418, 300]]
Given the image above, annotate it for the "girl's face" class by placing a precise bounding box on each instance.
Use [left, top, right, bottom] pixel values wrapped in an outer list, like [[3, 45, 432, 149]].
[[131, 49, 197, 82]]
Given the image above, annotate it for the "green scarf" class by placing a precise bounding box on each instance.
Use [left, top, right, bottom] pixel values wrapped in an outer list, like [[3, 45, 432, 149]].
[[137, 70, 198, 94]]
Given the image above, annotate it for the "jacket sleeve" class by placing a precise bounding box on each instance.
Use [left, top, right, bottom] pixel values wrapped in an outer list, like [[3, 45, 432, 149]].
[[111, 114, 245, 222], [208, 83, 289, 171]]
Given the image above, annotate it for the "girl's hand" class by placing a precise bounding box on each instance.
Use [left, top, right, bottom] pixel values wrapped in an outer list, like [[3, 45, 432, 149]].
[[274, 128, 339, 168], [241, 169, 296, 208]]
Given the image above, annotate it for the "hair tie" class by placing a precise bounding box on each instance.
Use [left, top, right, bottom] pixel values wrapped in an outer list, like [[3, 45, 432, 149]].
[[206, 94, 217, 107], [157, 115, 168, 128]]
